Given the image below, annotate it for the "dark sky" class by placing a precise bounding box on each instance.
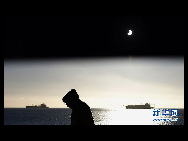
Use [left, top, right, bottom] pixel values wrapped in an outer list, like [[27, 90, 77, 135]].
[[4, 14, 184, 59]]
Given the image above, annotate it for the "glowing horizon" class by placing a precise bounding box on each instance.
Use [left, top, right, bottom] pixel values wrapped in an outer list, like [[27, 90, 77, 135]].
[[4, 57, 184, 109]]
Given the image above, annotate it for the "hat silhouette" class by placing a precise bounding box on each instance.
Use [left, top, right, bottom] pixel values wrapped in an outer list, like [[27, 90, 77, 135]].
[[62, 89, 79, 103]]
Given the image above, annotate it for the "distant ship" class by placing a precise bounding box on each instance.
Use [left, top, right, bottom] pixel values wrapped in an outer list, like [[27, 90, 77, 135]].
[[125, 103, 154, 109], [26, 103, 49, 108]]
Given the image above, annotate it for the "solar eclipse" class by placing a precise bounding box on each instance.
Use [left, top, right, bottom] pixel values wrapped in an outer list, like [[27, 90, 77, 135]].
[[128, 30, 132, 35]]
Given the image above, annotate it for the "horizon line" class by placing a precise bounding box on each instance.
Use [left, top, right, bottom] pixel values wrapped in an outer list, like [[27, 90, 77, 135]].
[[4, 107, 184, 109]]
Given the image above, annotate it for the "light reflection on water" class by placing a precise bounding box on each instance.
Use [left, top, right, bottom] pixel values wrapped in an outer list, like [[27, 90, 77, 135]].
[[93, 109, 154, 125], [92, 108, 183, 125]]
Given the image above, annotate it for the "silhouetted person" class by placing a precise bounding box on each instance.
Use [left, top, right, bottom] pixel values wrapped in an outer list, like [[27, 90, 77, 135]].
[[62, 89, 95, 125]]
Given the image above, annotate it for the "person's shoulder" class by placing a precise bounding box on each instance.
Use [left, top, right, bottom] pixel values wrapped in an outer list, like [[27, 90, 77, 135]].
[[80, 101, 90, 109]]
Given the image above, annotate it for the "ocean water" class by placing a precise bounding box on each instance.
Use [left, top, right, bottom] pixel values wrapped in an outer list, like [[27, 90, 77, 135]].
[[4, 108, 184, 125]]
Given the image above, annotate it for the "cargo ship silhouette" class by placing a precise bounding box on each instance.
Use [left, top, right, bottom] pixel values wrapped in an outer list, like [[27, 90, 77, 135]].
[[125, 103, 154, 109], [26, 103, 49, 108]]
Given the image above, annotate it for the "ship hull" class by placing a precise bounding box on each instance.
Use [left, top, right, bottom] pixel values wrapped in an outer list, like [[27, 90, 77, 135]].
[[26, 103, 49, 108], [126, 106, 153, 109], [125, 103, 154, 109], [26, 106, 49, 108]]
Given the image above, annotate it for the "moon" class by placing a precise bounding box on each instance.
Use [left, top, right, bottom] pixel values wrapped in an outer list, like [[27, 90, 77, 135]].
[[128, 30, 132, 35]]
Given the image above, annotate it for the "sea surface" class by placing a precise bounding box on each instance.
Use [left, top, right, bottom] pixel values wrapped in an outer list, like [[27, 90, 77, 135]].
[[4, 108, 184, 125]]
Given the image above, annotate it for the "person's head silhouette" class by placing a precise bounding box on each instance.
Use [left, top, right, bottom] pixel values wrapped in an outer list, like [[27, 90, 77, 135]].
[[62, 89, 79, 109]]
